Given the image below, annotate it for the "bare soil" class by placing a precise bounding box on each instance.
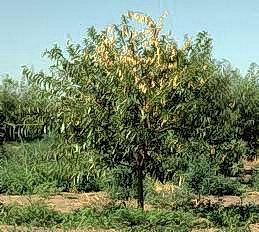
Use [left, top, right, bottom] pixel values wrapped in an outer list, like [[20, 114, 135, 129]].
[[0, 192, 110, 213], [202, 191, 259, 207]]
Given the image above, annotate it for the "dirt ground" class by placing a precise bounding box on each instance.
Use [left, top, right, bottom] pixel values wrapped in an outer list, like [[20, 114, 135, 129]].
[[1, 190, 259, 212], [203, 191, 259, 207], [0, 192, 109, 213]]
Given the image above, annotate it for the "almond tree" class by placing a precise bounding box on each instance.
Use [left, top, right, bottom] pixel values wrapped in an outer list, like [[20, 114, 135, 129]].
[[22, 12, 238, 209]]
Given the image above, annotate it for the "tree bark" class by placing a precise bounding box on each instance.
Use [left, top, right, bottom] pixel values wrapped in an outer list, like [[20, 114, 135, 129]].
[[136, 111, 148, 210], [137, 164, 144, 210]]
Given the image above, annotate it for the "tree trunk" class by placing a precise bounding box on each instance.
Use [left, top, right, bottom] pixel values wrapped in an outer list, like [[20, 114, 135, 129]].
[[136, 114, 148, 210], [137, 165, 144, 210]]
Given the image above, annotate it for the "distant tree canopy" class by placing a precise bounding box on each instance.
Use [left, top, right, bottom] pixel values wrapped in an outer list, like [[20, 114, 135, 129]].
[[1, 12, 258, 208], [0, 76, 48, 142], [233, 63, 259, 158]]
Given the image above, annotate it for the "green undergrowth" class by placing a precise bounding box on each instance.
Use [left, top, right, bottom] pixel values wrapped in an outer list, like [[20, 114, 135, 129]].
[[0, 202, 259, 231], [0, 202, 199, 231], [0, 138, 105, 195], [195, 203, 259, 230]]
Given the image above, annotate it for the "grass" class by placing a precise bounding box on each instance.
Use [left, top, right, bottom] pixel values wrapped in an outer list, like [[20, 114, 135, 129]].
[[0, 137, 105, 195], [194, 203, 259, 230], [0, 203, 63, 228], [0, 202, 198, 231], [0, 200, 259, 231]]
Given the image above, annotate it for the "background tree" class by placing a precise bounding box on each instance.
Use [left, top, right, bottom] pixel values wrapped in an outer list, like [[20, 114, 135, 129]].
[[0, 76, 47, 144], [233, 63, 259, 159]]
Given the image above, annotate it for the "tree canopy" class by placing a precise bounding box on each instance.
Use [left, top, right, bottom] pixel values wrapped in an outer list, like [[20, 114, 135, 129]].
[[15, 12, 259, 208]]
